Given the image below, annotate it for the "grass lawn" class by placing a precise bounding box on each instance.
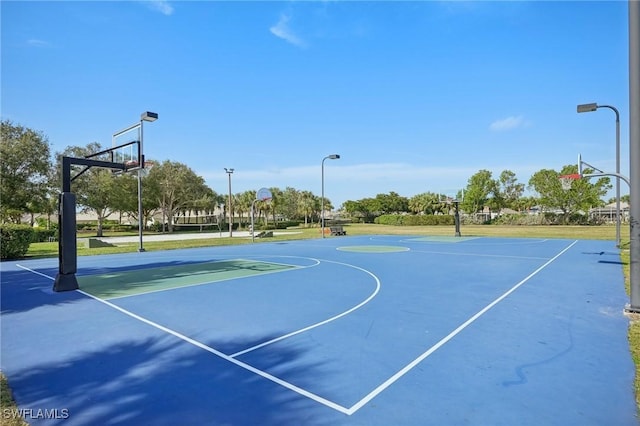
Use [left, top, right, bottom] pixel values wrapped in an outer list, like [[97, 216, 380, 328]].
[[1, 373, 28, 426], [4, 223, 638, 416], [23, 224, 622, 259]]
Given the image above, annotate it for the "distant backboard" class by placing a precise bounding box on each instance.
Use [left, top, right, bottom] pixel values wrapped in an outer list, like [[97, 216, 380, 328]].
[[256, 187, 272, 201]]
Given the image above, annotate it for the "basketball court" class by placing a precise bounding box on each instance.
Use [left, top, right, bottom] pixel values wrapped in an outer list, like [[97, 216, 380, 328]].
[[1, 235, 636, 425]]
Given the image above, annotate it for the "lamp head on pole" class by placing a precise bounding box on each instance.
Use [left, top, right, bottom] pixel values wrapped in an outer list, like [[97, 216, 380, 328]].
[[328, 154, 340, 160], [224, 168, 234, 174], [577, 103, 598, 113], [141, 111, 158, 122]]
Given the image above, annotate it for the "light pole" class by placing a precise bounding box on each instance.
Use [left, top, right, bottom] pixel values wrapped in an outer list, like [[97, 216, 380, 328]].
[[321, 154, 340, 238], [137, 112, 158, 252], [113, 111, 158, 252], [225, 168, 234, 237], [577, 102, 621, 247], [628, 0, 640, 313]]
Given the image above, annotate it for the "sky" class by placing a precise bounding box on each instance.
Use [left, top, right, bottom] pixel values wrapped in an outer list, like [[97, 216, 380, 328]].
[[1, 0, 631, 208]]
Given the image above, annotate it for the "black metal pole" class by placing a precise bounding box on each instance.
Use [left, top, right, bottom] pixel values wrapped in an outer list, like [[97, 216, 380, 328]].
[[454, 201, 461, 237]]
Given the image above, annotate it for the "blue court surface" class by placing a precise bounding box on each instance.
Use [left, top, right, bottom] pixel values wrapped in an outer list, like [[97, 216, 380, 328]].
[[1, 235, 637, 425]]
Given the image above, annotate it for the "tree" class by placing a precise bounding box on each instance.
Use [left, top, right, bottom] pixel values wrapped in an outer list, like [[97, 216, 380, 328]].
[[408, 192, 447, 215], [55, 142, 121, 236], [496, 170, 525, 210], [145, 160, 211, 232], [343, 198, 381, 223], [110, 171, 140, 226], [375, 192, 409, 214], [237, 190, 256, 227], [280, 187, 301, 221], [461, 170, 498, 213], [298, 191, 318, 226], [528, 165, 611, 223], [267, 187, 283, 226], [0, 120, 52, 223]]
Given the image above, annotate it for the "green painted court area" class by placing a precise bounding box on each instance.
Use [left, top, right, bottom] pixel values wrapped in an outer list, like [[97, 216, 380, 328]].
[[78, 259, 296, 299]]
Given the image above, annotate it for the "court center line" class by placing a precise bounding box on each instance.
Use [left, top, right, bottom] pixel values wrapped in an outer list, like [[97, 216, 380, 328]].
[[230, 259, 381, 358], [14, 264, 351, 415], [345, 239, 579, 415]]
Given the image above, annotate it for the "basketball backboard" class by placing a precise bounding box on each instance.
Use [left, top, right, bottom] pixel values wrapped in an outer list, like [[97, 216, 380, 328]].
[[112, 123, 143, 172]]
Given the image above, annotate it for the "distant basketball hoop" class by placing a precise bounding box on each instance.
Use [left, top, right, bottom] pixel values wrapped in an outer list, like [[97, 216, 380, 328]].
[[256, 187, 272, 202], [558, 173, 581, 190]]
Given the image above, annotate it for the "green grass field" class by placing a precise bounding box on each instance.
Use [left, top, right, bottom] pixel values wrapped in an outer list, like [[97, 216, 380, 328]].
[[25, 223, 622, 259], [8, 223, 639, 413]]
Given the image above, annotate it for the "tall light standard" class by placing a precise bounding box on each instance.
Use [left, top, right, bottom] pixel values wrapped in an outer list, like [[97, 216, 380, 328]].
[[577, 102, 621, 247], [628, 0, 640, 313], [137, 111, 158, 252], [113, 111, 158, 252], [321, 154, 340, 238], [225, 168, 234, 237]]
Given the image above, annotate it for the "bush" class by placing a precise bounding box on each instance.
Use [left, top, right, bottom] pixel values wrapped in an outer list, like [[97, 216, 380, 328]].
[[31, 228, 57, 243], [374, 214, 455, 226], [1, 224, 34, 260]]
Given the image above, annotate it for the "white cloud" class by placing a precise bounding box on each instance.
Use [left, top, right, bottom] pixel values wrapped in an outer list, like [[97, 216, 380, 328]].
[[146, 1, 174, 16], [26, 39, 51, 47], [270, 14, 307, 48], [200, 162, 481, 205], [489, 115, 530, 132]]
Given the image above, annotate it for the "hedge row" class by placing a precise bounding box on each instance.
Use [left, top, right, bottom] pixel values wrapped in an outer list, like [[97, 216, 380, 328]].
[[490, 213, 599, 226], [374, 214, 455, 226], [32, 228, 57, 243], [1, 224, 34, 260]]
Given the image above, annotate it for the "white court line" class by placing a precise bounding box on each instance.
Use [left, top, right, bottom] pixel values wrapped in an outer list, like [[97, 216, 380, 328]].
[[230, 259, 381, 358], [410, 250, 549, 260], [16, 264, 56, 279], [371, 236, 551, 246], [14, 263, 352, 414], [345, 239, 578, 415], [16, 240, 576, 416]]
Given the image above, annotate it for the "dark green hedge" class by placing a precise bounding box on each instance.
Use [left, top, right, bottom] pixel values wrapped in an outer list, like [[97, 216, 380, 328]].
[[374, 214, 454, 226], [1, 224, 34, 260], [32, 228, 57, 243]]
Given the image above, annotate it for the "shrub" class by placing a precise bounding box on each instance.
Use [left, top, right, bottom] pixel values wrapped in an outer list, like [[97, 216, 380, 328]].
[[1, 224, 34, 260], [31, 228, 57, 243], [374, 214, 455, 226]]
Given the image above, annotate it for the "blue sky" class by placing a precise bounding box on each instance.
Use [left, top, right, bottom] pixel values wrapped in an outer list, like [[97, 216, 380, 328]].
[[1, 1, 630, 207]]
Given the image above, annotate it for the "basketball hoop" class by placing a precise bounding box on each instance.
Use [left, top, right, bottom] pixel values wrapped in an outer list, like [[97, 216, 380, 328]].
[[256, 187, 272, 202], [558, 173, 581, 190], [139, 160, 155, 177]]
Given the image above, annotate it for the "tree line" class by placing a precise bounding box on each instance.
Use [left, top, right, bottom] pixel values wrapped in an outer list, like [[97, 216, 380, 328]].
[[1, 120, 614, 233]]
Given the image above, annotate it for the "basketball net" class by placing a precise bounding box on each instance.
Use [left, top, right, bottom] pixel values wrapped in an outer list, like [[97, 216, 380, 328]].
[[138, 160, 155, 178], [558, 174, 581, 190]]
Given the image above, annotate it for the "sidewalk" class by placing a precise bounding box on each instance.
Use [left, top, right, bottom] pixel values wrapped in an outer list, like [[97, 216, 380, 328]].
[[94, 230, 299, 244]]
